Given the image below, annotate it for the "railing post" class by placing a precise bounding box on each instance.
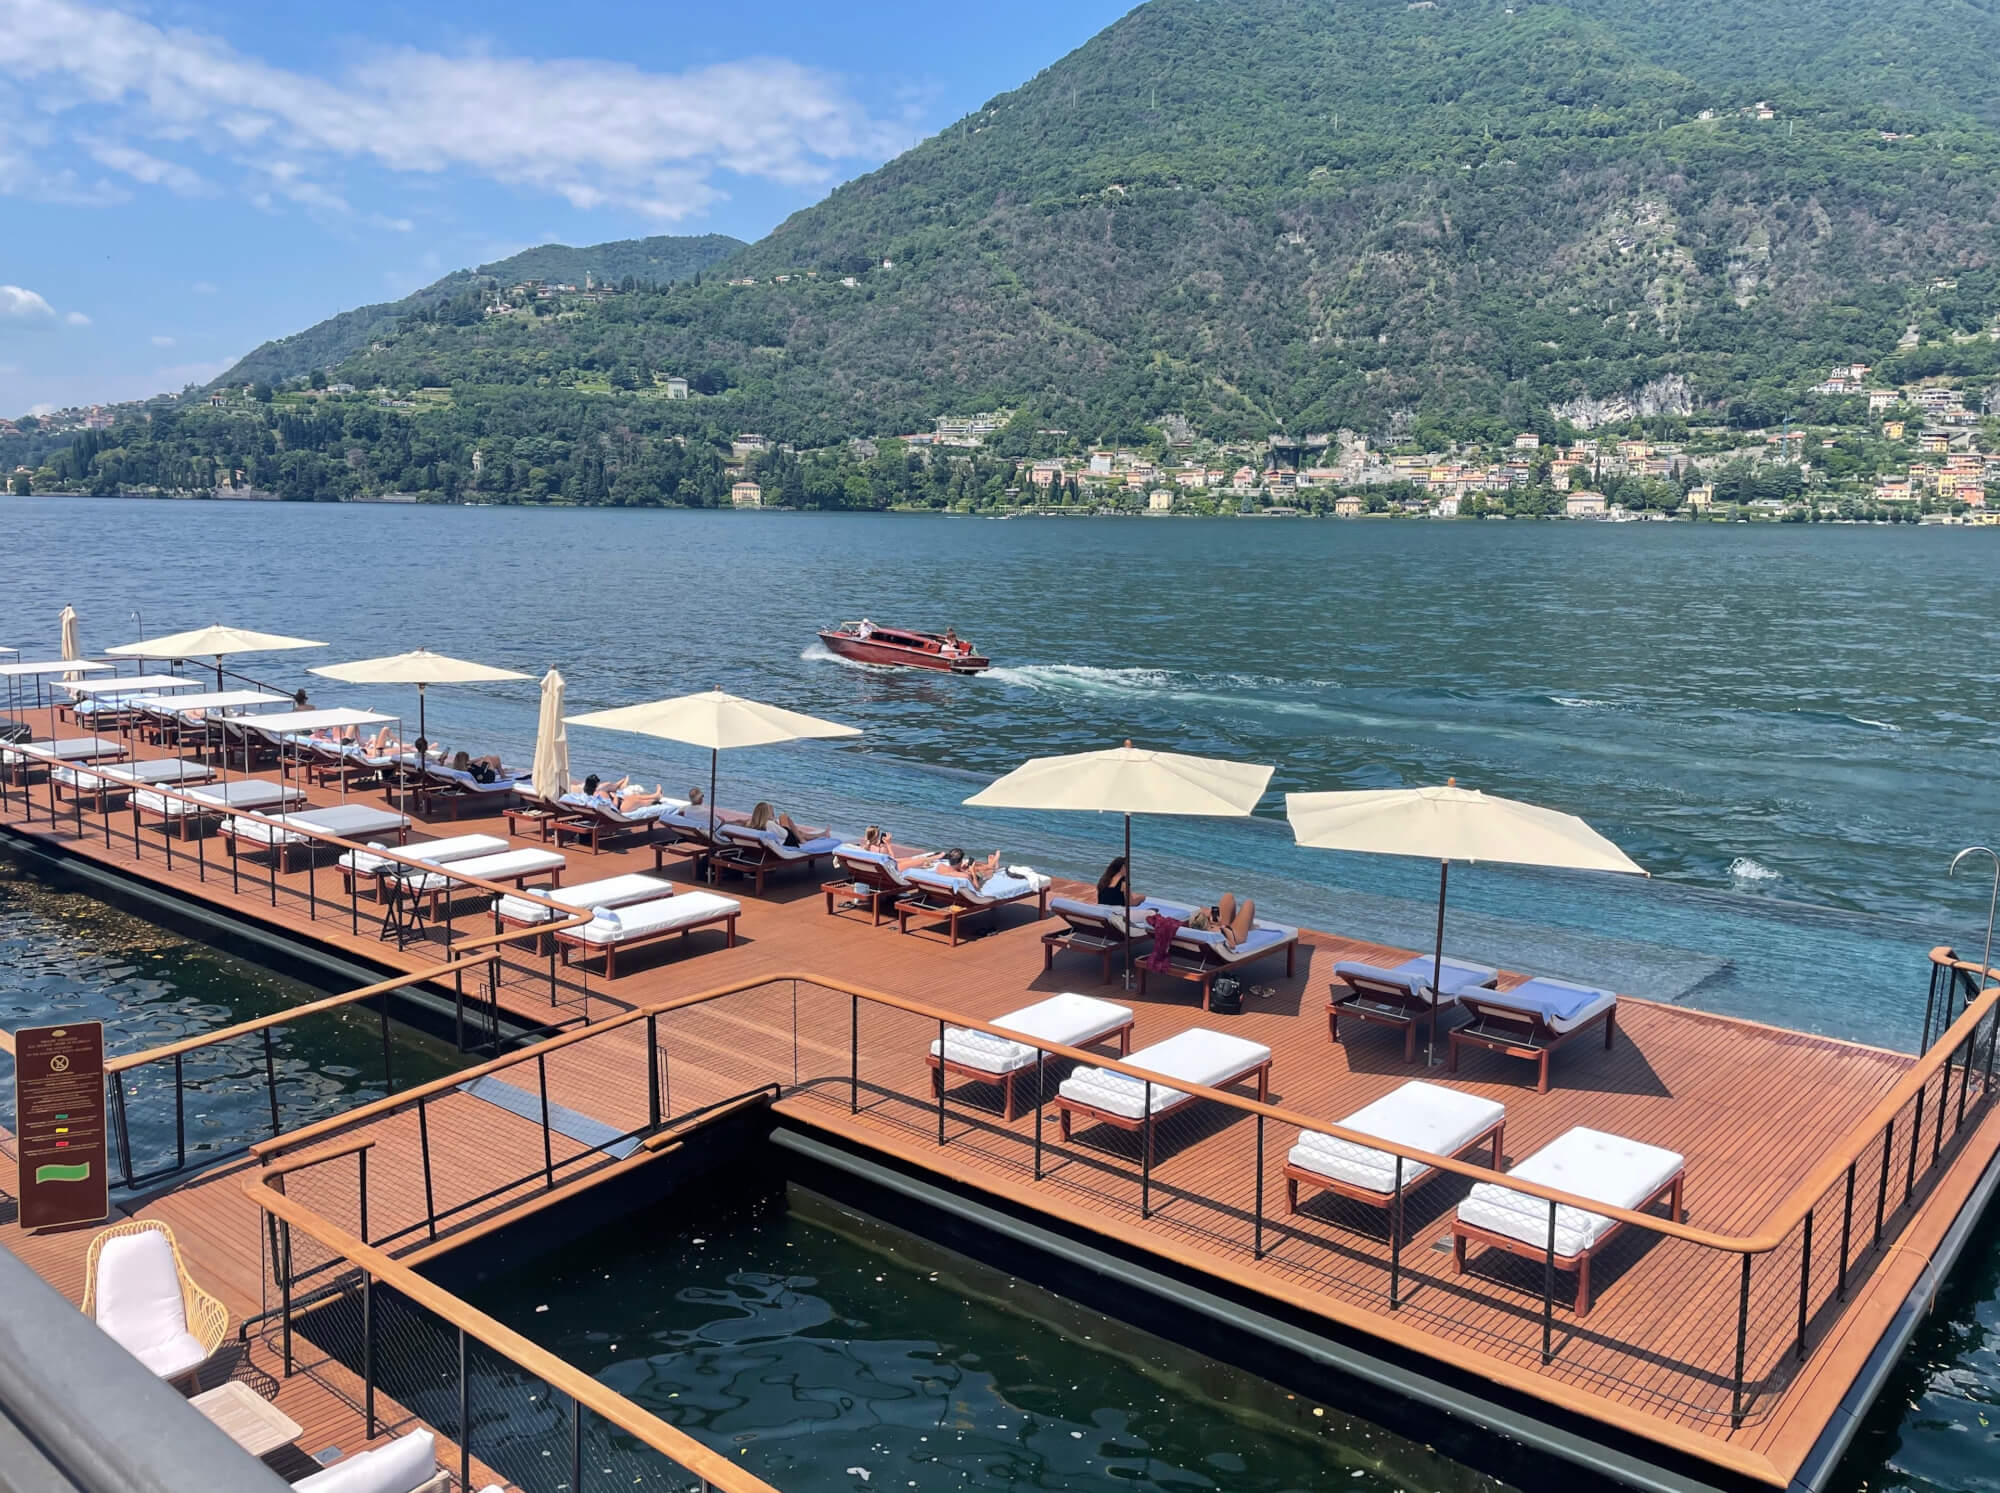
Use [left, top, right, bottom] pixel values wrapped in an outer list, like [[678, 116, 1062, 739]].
[[1838, 1161, 1854, 1301], [261, 1026, 282, 1136], [1934, 1046, 1953, 1164], [454, 966, 465, 1052], [109, 1070, 135, 1187], [572, 1394, 584, 1493], [1541, 1198, 1556, 1364], [306, 851, 316, 920], [647, 1014, 661, 1127], [1732, 1252, 1751, 1426], [418, 1095, 438, 1239], [1253, 1113, 1265, 1261], [538, 1054, 555, 1187], [358, 1147, 371, 1246], [1874, 1121, 1892, 1247], [458, 1326, 471, 1493], [1908, 1086, 1925, 1202], [1033, 1050, 1044, 1180], [1390, 1155, 1405, 1308], [350, 860, 359, 936], [1922, 960, 1941, 1051], [279, 1219, 294, 1376], [172, 1052, 186, 1172], [1141, 1081, 1154, 1220], [1796, 1208, 1813, 1360], [362, 1271, 376, 1436], [791, 978, 799, 1087], [849, 993, 859, 1114], [1957, 1030, 1974, 1129], [936, 1019, 947, 1147]]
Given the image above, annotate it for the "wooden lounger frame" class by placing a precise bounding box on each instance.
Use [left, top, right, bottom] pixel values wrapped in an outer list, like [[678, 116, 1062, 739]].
[[222, 816, 409, 874], [1328, 967, 1486, 1062], [895, 879, 1050, 947], [554, 903, 740, 979], [387, 861, 565, 922], [711, 837, 836, 896], [1057, 1054, 1272, 1167], [928, 1015, 1134, 1121], [1452, 1168, 1685, 1316], [1040, 906, 1144, 984], [1449, 991, 1619, 1093], [1285, 1115, 1506, 1215], [1137, 930, 1297, 1009], [821, 857, 916, 925], [549, 801, 667, 855]]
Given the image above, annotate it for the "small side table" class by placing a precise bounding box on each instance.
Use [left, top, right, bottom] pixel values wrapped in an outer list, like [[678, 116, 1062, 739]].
[[190, 1381, 303, 1459]]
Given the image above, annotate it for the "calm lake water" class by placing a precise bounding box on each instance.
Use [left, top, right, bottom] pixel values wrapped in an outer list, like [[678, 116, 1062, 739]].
[[4, 496, 1999, 1487]]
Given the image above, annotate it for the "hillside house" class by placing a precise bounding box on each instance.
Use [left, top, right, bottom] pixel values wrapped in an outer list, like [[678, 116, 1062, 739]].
[[1334, 494, 1364, 517], [1565, 490, 1608, 518], [730, 481, 764, 509], [1147, 490, 1175, 511], [664, 377, 689, 399], [1513, 432, 1540, 449]]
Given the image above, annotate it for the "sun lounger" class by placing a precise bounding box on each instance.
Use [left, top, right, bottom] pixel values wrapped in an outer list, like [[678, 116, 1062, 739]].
[[822, 844, 926, 924], [652, 806, 750, 877], [1056, 1028, 1272, 1162], [895, 865, 1051, 946], [1447, 977, 1619, 1092], [337, 833, 510, 900], [1040, 896, 1171, 983], [411, 761, 530, 820], [712, 822, 847, 895], [390, 848, 567, 918], [494, 872, 677, 947], [554, 890, 742, 977], [548, 792, 687, 854], [2, 735, 126, 782], [220, 804, 413, 871], [131, 778, 306, 835], [1452, 1126, 1685, 1315], [54, 757, 212, 809], [1327, 956, 1500, 1061], [1286, 1080, 1505, 1217], [929, 992, 1134, 1119], [1134, 899, 1299, 1008]]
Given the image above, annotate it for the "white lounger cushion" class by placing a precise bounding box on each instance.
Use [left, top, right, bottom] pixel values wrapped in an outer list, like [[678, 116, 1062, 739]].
[[931, 992, 1134, 1076], [225, 805, 411, 846], [338, 834, 508, 876], [1457, 1126, 1684, 1257], [1470, 978, 1619, 1034], [1141, 899, 1298, 962], [833, 845, 917, 885], [133, 780, 303, 816], [496, 873, 674, 924], [719, 823, 845, 859], [1058, 1028, 1271, 1120], [291, 1430, 437, 1493], [567, 891, 740, 945], [55, 759, 211, 788], [397, 848, 566, 892], [1049, 896, 1166, 936], [1290, 1081, 1505, 1196], [905, 866, 1050, 904], [3, 736, 124, 763], [92, 1230, 209, 1379]]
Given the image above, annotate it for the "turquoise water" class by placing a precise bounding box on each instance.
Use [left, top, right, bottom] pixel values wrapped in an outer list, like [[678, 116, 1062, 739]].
[[464, 1176, 1514, 1493], [5, 496, 1999, 1485]]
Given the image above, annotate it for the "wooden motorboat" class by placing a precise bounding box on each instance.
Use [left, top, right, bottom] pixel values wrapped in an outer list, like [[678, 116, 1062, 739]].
[[819, 622, 991, 673]]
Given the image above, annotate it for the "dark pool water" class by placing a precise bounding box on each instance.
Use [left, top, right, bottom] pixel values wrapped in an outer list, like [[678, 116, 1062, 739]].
[[463, 1176, 1510, 1493]]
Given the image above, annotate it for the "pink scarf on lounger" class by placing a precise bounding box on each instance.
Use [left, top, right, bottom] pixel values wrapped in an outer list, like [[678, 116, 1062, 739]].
[[1144, 911, 1183, 971]]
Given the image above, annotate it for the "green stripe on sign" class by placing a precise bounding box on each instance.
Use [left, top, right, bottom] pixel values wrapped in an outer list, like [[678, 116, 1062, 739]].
[[34, 1163, 92, 1184]]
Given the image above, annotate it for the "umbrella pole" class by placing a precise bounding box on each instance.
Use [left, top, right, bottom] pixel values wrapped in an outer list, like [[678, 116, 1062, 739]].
[[1428, 859, 1450, 1066], [707, 747, 719, 884], [1123, 812, 1133, 989]]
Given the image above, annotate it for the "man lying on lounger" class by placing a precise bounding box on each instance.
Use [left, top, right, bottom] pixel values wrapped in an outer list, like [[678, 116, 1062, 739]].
[[565, 774, 668, 812]]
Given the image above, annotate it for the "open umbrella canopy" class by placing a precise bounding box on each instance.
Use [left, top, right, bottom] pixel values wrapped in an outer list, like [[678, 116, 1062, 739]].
[[565, 687, 860, 750], [106, 624, 325, 660], [308, 648, 527, 688], [965, 741, 1272, 817], [1284, 783, 1645, 874], [532, 668, 570, 800]]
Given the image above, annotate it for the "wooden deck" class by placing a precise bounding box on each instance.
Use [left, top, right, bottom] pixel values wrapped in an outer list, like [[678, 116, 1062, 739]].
[[2, 711, 1996, 1492]]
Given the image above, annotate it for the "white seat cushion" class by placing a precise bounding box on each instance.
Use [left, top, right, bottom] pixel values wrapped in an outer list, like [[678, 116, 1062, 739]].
[[930, 993, 1133, 1075], [720, 824, 845, 859], [93, 1230, 205, 1378], [339, 834, 508, 876], [569, 891, 740, 945], [291, 1430, 437, 1493], [397, 848, 566, 892], [1289, 1081, 1505, 1196], [906, 866, 1050, 904], [496, 873, 673, 924], [1057, 1028, 1271, 1120], [1457, 1126, 1684, 1256]]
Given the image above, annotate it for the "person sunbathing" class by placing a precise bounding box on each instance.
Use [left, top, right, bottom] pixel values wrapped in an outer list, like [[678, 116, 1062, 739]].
[[448, 749, 505, 785], [568, 774, 666, 811], [748, 801, 826, 848], [1182, 893, 1257, 951], [859, 825, 938, 869]]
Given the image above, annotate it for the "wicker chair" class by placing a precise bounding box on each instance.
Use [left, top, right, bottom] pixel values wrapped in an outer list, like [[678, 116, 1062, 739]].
[[81, 1218, 228, 1389]]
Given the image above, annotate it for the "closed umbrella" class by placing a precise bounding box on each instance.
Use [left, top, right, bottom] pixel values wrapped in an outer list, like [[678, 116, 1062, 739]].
[[1286, 780, 1646, 1062], [309, 648, 528, 747], [565, 687, 859, 870], [965, 740, 1274, 982], [531, 669, 570, 800], [107, 623, 325, 688], [58, 605, 79, 683]]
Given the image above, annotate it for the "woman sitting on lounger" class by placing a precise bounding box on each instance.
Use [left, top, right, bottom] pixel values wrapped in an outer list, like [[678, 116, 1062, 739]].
[[1097, 856, 1138, 907], [860, 825, 937, 869], [448, 749, 504, 785], [748, 801, 824, 848]]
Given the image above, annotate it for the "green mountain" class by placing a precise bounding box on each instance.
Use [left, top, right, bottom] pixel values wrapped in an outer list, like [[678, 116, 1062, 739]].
[[216, 234, 743, 389], [32, 0, 2000, 502]]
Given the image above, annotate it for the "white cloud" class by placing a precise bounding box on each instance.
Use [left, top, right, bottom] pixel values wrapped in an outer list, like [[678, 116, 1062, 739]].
[[0, 0, 912, 221], [64, 311, 90, 326], [1, 284, 54, 319], [150, 334, 175, 347]]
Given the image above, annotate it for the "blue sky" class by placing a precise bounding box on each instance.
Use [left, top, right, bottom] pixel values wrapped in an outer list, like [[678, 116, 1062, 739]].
[[0, 0, 1134, 417]]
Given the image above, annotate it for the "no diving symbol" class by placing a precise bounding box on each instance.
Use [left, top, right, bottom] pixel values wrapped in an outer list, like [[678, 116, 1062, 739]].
[[49, 1055, 69, 1073]]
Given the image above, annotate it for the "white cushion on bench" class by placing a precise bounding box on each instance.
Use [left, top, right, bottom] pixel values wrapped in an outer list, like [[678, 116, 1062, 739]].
[[1058, 1028, 1271, 1120], [291, 1430, 437, 1493], [226, 804, 411, 846], [931, 992, 1133, 1076], [567, 890, 741, 945], [496, 873, 674, 924], [1457, 1126, 1683, 1256], [1290, 1081, 1505, 1197], [338, 834, 507, 876], [92, 1230, 207, 1379], [396, 848, 566, 892]]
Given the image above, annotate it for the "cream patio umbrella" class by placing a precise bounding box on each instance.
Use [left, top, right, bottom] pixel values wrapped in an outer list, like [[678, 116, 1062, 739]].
[[107, 623, 325, 688], [531, 668, 570, 800], [565, 687, 860, 866], [965, 740, 1275, 983], [58, 604, 80, 683], [1286, 780, 1646, 1063], [309, 647, 529, 747]]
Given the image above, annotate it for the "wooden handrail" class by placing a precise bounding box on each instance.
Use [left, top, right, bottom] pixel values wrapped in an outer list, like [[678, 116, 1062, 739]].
[[246, 1171, 779, 1493]]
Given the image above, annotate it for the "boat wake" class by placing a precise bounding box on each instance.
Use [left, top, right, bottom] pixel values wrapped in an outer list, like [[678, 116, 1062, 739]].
[[800, 642, 901, 674], [1729, 856, 1782, 887], [980, 664, 1175, 694]]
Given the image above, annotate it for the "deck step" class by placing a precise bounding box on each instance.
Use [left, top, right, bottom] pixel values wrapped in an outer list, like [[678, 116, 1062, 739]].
[[455, 1074, 638, 1160]]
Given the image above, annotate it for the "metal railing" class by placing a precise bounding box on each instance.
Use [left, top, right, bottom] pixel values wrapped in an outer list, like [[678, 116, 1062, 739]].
[[0, 741, 599, 1188]]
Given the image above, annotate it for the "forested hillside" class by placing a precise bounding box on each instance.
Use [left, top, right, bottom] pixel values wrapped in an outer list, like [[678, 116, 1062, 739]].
[[30, 0, 2000, 501]]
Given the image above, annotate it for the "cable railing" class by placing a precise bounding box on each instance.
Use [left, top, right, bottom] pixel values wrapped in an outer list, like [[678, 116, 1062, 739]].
[[0, 741, 599, 1188]]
